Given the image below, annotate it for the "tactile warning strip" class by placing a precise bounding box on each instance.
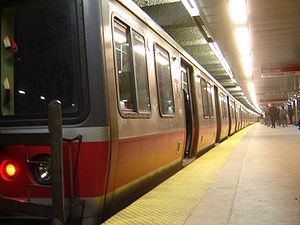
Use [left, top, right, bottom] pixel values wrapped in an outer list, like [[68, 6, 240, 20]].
[[102, 125, 256, 225]]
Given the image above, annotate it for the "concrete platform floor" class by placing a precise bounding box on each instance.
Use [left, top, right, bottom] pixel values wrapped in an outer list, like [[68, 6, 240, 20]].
[[102, 123, 300, 225]]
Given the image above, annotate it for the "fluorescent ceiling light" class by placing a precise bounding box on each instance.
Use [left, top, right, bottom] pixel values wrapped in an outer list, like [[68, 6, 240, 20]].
[[241, 55, 252, 77], [235, 26, 250, 55], [247, 81, 262, 113], [208, 42, 234, 77], [181, 0, 200, 17], [235, 26, 252, 78], [228, 0, 247, 24], [247, 82, 255, 100]]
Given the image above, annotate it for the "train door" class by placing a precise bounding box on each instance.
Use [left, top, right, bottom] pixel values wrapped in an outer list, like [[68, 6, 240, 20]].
[[181, 62, 196, 158], [237, 106, 242, 130], [229, 99, 236, 135], [239, 106, 243, 129], [214, 86, 221, 143], [227, 96, 232, 136], [234, 101, 238, 131]]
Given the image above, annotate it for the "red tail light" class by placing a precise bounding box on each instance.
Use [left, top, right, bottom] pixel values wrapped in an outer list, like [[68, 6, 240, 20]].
[[0, 160, 19, 181]]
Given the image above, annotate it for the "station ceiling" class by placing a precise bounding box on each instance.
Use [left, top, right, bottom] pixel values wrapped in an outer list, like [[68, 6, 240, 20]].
[[132, 0, 300, 112]]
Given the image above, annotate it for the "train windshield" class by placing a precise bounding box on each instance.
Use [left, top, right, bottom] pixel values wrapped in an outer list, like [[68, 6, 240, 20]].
[[0, 0, 83, 122]]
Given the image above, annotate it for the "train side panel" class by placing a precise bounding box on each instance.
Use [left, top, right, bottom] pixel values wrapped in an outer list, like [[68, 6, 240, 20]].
[[101, 0, 185, 218]]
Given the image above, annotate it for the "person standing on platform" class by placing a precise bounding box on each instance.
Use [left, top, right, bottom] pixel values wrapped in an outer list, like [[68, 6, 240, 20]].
[[288, 105, 293, 125], [269, 104, 278, 128], [264, 106, 270, 127], [279, 105, 287, 127], [276, 106, 280, 126]]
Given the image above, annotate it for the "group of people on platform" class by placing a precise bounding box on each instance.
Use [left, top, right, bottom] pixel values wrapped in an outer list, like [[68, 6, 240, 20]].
[[263, 104, 294, 128]]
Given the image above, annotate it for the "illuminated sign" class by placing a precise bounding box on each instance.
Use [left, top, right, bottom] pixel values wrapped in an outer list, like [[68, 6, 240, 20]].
[[261, 67, 300, 78]]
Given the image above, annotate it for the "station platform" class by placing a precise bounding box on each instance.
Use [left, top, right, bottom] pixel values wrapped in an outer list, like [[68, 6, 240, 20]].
[[102, 123, 300, 225]]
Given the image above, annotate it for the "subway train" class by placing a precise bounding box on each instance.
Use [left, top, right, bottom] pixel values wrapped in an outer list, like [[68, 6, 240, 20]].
[[0, 0, 258, 224]]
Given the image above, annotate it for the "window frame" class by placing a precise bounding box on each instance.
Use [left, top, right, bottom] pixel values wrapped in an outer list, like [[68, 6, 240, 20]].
[[0, 0, 89, 126], [207, 82, 214, 118], [153, 43, 175, 118], [238, 106, 242, 122], [132, 30, 151, 114], [200, 78, 209, 119], [230, 99, 235, 121], [112, 16, 151, 118], [113, 20, 136, 113], [219, 93, 227, 119]]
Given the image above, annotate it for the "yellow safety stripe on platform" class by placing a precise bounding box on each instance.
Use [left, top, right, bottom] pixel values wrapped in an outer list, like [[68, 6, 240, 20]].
[[102, 124, 256, 225]]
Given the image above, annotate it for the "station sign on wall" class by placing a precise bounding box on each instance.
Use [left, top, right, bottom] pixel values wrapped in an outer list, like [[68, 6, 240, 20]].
[[261, 67, 300, 78]]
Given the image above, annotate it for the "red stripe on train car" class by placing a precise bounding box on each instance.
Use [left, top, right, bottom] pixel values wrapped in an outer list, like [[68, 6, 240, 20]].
[[112, 130, 185, 190], [0, 130, 185, 198]]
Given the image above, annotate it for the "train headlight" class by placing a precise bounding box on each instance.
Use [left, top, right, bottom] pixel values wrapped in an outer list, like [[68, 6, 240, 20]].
[[31, 154, 52, 185], [0, 160, 19, 181]]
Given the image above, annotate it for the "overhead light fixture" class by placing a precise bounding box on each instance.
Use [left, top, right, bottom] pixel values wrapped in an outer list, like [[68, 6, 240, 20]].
[[181, 0, 200, 17], [235, 26, 252, 78], [247, 81, 262, 113], [208, 42, 234, 77], [235, 26, 250, 55], [241, 54, 252, 77], [228, 0, 248, 24], [229, 0, 253, 83]]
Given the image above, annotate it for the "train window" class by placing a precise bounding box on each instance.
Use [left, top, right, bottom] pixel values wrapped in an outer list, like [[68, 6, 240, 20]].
[[225, 98, 228, 119], [132, 31, 150, 113], [236, 105, 239, 120], [220, 93, 227, 119], [200, 78, 209, 118], [230, 100, 235, 120], [154, 44, 174, 116], [0, 0, 84, 121], [113, 21, 135, 111], [113, 19, 151, 116], [207, 82, 214, 118], [181, 66, 188, 92]]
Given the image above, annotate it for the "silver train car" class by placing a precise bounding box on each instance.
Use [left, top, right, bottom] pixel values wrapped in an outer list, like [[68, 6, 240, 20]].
[[0, 0, 258, 224]]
